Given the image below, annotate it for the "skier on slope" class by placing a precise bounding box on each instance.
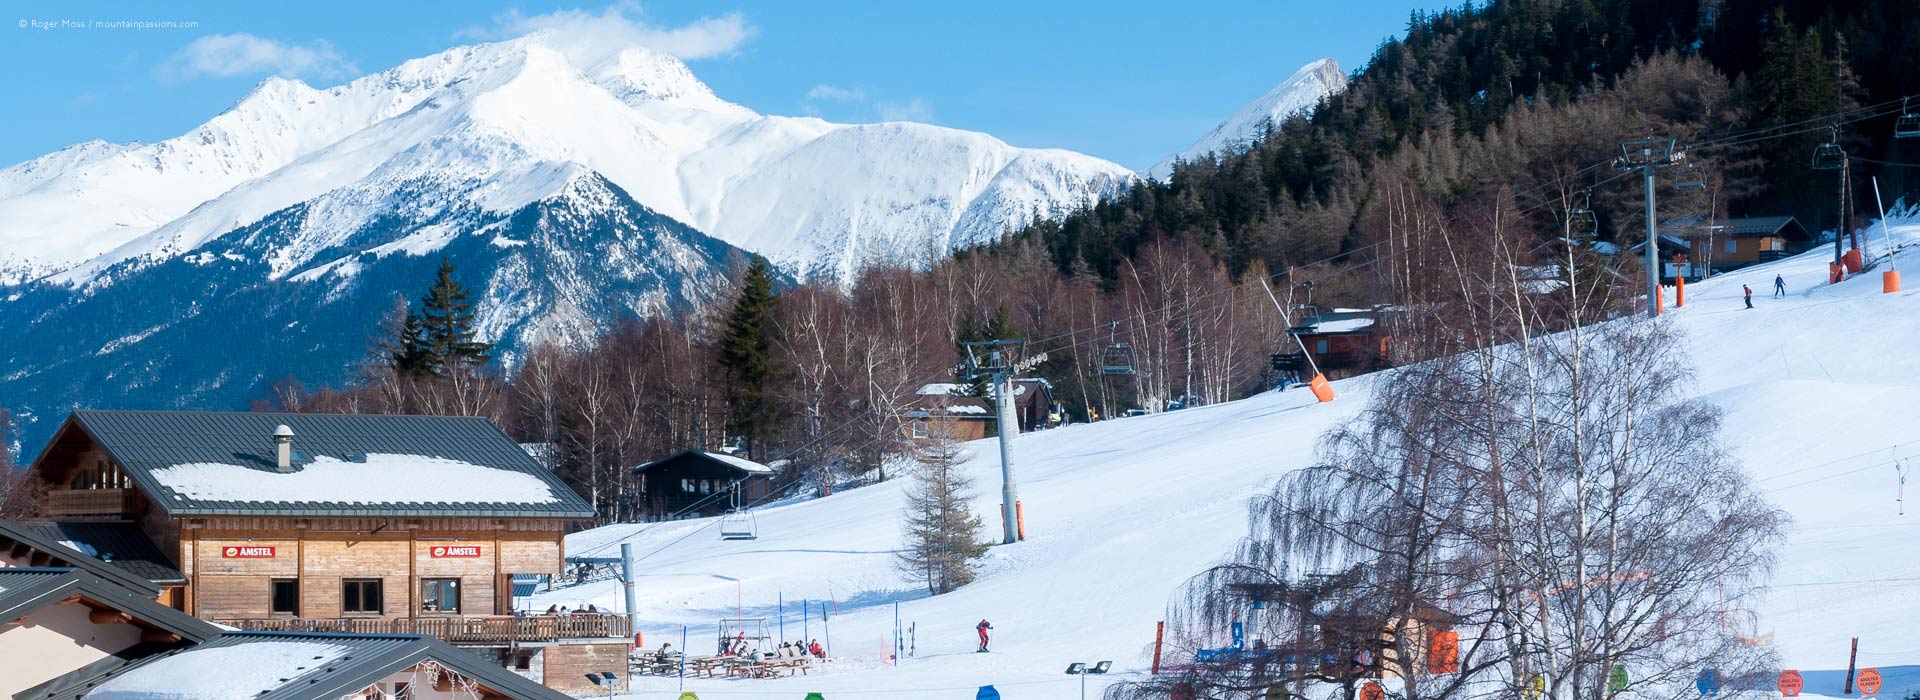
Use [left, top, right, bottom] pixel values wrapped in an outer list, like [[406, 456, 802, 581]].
[[1774, 274, 1787, 298], [1743, 284, 1753, 309], [977, 619, 993, 652]]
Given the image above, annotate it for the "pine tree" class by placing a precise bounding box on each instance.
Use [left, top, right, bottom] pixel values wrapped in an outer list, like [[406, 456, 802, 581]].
[[372, 294, 434, 378], [717, 256, 781, 458], [896, 436, 986, 595], [418, 257, 492, 374]]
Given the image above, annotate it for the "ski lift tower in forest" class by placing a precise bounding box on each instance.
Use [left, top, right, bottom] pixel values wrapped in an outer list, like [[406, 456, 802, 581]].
[[1618, 137, 1678, 318], [961, 339, 1044, 545]]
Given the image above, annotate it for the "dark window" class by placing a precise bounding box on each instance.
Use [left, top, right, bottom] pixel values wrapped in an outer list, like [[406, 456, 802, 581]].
[[270, 579, 299, 615], [343, 579, 383, 615], [514, 653, 533, 671], [420, 578, 460, 614]]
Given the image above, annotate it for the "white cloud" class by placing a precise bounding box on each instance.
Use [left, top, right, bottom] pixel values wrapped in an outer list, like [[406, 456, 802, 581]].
[[807, 84, 865, 102], [159, 33, 355, 81], [466, 1, 756, 65], [876, 98, 934, 123]]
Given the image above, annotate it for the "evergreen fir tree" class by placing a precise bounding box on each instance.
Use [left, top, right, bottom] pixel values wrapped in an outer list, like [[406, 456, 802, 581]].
[[418, 257, 492, 374], [717, 256, 781, 458], [391, 311, 435, 377], [896, 436, 987, 595], [372, 294, 433, 378]]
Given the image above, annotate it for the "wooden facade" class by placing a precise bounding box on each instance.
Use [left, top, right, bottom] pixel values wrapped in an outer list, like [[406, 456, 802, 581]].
[[26, 411, 620, 649]]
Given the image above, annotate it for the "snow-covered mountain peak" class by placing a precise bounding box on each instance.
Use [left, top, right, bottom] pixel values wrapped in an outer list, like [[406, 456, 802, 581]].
[[588, 45, 725, 107], [2, 28, 1132, 286], [1145, 58, 1347, 179]]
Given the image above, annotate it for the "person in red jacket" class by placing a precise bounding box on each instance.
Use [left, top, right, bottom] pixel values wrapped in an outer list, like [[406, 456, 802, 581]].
[[1743, 284, 1753, 309], [977, 619, 993, 652]]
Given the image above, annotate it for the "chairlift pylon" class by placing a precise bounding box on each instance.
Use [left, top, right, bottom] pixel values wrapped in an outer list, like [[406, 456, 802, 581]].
[[1812, 126, 1846, 171], [1099, 342, 1137, 376], [1896, 98, 1920, 140]]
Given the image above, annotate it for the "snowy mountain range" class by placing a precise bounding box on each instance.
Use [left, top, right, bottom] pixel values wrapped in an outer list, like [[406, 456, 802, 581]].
[[0, 33, 1133, 286], [0, 31, 1136, 445], [1144, 58, 1347, 179]]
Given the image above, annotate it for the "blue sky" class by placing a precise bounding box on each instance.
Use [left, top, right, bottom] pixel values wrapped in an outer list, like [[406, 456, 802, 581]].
[[3, 1, 1441, 170]]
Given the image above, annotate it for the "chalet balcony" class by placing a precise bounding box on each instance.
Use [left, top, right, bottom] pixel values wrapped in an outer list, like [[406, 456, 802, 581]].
[[216, 614, 632, 645], [45, 488, 138, 518]]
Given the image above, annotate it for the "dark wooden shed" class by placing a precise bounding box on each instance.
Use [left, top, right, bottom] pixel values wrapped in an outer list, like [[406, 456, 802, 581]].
[[632, 450, 777, 520]]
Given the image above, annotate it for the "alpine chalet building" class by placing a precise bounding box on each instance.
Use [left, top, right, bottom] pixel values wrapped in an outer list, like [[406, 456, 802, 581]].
[[22, 410, 627, 693]]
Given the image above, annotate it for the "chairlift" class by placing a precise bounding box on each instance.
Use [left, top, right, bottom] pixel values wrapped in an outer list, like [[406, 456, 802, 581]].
[[1675, 163, 1707, 191], [1567, 209, 1598, 237], [1896, 98, 1920, 139], [1564, 190, 1598, 238], [1099, 343, 1137, 376], [718, 482, 758, 541], [1812, 126, 1846, 171]]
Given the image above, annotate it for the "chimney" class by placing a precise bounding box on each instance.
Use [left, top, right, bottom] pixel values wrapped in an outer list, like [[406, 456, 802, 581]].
[[272, 424, 295, 472]]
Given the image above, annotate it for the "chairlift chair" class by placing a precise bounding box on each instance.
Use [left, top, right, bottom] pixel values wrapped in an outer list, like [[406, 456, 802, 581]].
[[719, 509, 758, 540], [1567, 209, 1598, 237], [1896, 99, 1920, 139], [1675, 163, 1707, 191], [1099, 343, 1137, 376], [1812, 127, 1846, 171], [718, 482, 759, 541]]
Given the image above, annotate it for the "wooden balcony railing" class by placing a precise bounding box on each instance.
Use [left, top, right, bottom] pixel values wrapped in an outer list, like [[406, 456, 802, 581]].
[[217, 614, 631, 644], [46, 489, 137, 517]]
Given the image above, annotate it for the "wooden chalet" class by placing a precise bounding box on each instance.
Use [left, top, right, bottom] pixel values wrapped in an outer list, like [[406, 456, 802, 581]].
[[631, 450, 775, 520], [904, 379, 1058, 442], [1687, 216, 1812, 273], [25, 410, 627, 694], [1274, 309, 1395, 380]]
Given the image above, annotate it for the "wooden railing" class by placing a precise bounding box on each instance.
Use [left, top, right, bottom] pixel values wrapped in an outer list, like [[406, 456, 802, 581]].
[[46, 488, 136, 517], [219, 614, 631, 644]]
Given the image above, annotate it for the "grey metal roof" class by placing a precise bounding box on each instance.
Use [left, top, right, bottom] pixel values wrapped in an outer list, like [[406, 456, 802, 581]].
[[0, 520, 186, 585], [37, 631, 571, 700], [0, 521, 176, 593], [53, 410, 593, 519], [0, 567, 222, 644], [1723, 216, 1807, 238]]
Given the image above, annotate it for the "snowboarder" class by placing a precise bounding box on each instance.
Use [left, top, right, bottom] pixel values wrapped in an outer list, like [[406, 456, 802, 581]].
[[977, 619, 993, 652], [1743, 284, 1753, 309], [1774, 274, 1787, 298]]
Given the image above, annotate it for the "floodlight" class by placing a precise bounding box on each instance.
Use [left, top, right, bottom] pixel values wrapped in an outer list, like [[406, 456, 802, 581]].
[[1066, 662, 1087, 674]]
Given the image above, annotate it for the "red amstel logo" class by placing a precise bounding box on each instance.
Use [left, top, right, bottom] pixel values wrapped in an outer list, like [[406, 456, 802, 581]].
[[222, 546, 275, 558], [430, 545, 482, 558]]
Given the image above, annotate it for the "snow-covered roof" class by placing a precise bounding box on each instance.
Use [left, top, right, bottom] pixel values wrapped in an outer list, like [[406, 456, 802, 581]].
[[64, 631, 571, 700], [152, 453, 562, 506], [633, 450, 777, 475], [702, 451, 775, 474], [918, 383, 967, 396], [1309, 318, 1375, 333], [39, 410, 594, 519], [88, 641, 352, 700]]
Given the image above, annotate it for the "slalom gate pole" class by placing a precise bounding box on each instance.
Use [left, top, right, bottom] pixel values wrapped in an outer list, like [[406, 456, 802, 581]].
[[779, 592, 785, 644], [803, 599, 810, 642], [678, 624, 687, 692], [1152, 621, 1166, 674], [1847, 637, 1859, 693]]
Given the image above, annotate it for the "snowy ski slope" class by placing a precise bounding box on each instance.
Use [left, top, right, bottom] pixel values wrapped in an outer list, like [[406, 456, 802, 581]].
[[538, 216, 1920, 699]]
